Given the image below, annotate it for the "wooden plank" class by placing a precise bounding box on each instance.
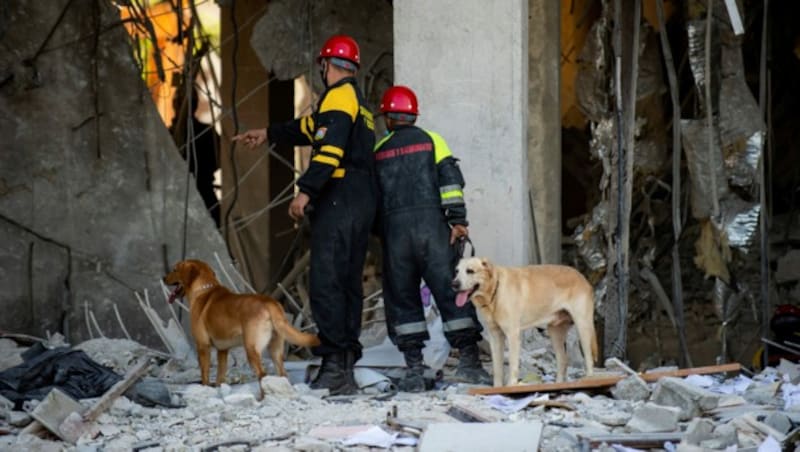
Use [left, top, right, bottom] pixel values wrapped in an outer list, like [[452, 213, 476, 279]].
[[578, 432, 684, 448], [468, 363, 741, 396], [82, 358, 151, 422], [58, 358, 152, 443]]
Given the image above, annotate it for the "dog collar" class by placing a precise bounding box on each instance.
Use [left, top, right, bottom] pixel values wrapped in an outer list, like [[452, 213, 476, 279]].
[[191, 283, 216, 296]]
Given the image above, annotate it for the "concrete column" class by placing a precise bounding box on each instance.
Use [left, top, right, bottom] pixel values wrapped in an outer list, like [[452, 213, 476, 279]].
[[394, 0, 531, 266], [528, 0, 561, 264]]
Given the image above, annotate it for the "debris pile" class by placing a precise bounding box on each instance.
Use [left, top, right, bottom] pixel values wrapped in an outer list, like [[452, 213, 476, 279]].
[[1, 331, 797, 451]]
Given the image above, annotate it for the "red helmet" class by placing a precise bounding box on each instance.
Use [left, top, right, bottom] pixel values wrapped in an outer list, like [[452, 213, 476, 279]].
[[317, 35, 360, 67], [380, 85, 419, 115]]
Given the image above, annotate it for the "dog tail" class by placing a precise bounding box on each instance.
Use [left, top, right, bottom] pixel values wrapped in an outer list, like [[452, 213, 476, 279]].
[[268, 303, 321, 347]]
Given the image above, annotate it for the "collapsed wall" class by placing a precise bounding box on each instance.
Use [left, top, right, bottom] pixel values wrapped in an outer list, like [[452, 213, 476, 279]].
[[0, 0, 227, 347]]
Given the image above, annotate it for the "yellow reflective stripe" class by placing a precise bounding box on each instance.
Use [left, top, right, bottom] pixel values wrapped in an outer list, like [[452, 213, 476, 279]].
[[320, 144, 344, 158], [360, 105, 374, 130], [424, 130, 453, 163], [312, 154, 340, 167], [331, 168, 346, 178], [374, 131, 394, 151], [300, 116, 314, 142], [319, 83, 358, 121], [441, 189, 464, 199]]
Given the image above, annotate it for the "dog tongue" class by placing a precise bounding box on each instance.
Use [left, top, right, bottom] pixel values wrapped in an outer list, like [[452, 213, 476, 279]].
[[167, 286, 180, 304], [455, 290, 470, 307]]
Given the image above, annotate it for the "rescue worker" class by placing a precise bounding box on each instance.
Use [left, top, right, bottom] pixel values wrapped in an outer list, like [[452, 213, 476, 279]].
[[373, 85, 491, 391], [233, 35, 376, 395]]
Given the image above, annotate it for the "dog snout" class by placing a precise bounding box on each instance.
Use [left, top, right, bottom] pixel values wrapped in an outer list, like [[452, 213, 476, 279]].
[[451, 278, 460, 290]]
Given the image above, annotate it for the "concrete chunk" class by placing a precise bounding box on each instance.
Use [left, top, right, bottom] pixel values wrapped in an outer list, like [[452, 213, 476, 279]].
[[763, 412, 793, 435], [650, 377, 721, 420], [29, 388, 86, 441], [777, 359, 800, 384], [261, 376, 296, 397], [682, 418, 715, 445], [625, 402, 681, 433], [223, 392, 256, 407], [611, 375, 651, 401], [8, 410, 32, 427]]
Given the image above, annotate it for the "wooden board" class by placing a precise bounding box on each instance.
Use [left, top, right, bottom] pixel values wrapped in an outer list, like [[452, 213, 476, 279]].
[[468, 363, 741, 396]]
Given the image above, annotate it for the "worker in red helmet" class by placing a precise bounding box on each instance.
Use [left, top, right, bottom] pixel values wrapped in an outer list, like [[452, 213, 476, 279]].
[[373, 85, 490, 391], [234, 34, 376, 395]]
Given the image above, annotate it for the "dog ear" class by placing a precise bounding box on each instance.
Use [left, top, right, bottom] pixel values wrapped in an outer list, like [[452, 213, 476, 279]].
[[183, 262, 198, 285]]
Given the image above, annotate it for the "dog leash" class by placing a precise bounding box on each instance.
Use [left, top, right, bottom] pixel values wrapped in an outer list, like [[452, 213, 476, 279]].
[[455, 235, 475, 260]]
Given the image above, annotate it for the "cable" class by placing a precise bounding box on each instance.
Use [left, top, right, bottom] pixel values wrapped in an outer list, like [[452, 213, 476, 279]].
[[222, 0, 240, 259]]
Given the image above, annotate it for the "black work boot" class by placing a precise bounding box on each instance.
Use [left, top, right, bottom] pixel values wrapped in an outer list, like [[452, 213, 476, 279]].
[[310, 352, 357, 395], [343, 350, 359, 392], [453, 343, 492, 385], [398, 347, 427, 392]]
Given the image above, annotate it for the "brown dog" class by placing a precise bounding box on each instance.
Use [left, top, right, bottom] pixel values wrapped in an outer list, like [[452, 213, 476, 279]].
[[452, 257, 597, 386], [163, 259, 320, 399]]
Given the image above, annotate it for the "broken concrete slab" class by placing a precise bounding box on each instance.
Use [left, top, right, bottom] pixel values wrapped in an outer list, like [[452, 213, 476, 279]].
[[743, 381, 782, 406], [0, 0, 228, 347], [611, 374, 651, 401], [650, 377, 722, 420], [700, 422, 738, 450], [625, 402, 681, 433], [28, 388, 85, 441], [682, 418, 715, 445], [419, 422, 543, 452], [763, 412, 793, 435]]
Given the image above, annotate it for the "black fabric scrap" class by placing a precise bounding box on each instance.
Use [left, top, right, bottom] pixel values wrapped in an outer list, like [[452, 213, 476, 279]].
[[0, 343, 175, 410]]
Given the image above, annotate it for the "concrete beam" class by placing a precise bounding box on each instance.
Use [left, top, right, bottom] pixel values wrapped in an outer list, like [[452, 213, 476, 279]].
[[528, 0, 562, 264], [394, 0, 531, 266]]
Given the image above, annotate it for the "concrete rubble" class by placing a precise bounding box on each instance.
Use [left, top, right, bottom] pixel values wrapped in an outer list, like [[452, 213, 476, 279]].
[[0, 330, 798, 452]]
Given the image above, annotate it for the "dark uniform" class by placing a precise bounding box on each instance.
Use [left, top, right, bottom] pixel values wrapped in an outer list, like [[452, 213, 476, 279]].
[[373, 124, 483, 354], [268, 77, 376, 362]]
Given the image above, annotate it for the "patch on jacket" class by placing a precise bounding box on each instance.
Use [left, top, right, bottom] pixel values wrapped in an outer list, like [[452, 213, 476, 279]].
[[314, 127, 327, 141]]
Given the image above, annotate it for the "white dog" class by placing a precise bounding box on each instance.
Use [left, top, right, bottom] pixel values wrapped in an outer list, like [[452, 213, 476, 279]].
[[452, 257, 597, 386]]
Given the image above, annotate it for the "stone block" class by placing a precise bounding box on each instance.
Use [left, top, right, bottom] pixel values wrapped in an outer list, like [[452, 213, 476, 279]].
[[682, 418, 715, 445], [650, 377, 721, 420], [611, 375, 651, 402], [763, 412, 793, 435], [625, 402, 681, 433], [261, 376, 295, 397]]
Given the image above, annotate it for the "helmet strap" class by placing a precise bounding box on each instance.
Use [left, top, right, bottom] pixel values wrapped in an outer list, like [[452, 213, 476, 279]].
[[319, 59, 329, 88]]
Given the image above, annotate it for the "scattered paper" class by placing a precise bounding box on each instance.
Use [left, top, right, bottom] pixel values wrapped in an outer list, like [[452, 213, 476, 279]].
[[342, 425, 417, 448], [485, 393, 549, 414], [757, 435, 781, 452], [683, 374, 715, 388], [716, 375, 754, 394]]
